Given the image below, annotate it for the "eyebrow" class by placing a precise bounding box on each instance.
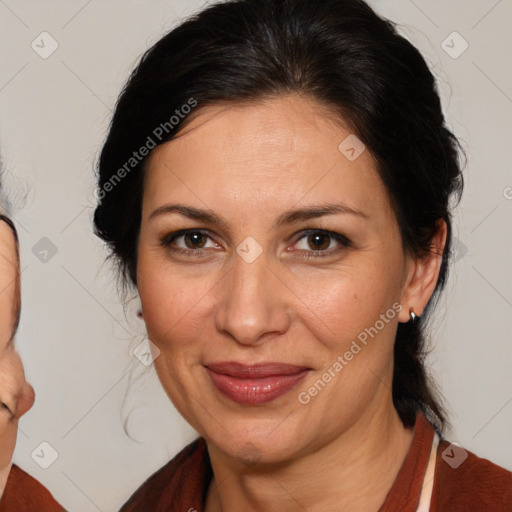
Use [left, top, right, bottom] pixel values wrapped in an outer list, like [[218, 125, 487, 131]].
[[149, 202, 369, 230]]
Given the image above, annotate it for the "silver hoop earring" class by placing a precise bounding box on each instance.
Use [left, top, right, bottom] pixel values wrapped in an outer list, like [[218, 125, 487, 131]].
[[409, 308, 417, 322]]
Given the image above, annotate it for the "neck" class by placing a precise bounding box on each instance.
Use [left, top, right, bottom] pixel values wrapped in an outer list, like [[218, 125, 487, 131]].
[[204, 398, 415, 512]]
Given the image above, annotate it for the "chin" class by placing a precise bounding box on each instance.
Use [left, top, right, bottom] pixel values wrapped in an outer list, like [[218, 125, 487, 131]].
[[204, 419, 308, 467]]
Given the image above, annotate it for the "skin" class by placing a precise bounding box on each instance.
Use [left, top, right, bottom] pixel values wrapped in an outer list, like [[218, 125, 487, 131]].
[[136, 94, 447, 511], [0, 217, 35, 498]]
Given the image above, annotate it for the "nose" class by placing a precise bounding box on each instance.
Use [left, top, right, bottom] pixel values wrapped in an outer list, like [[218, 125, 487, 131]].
[[16, 381, 35, 419], [215, 246, 291, 346]]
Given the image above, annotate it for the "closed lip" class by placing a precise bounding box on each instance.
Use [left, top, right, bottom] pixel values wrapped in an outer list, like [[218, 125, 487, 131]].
[[204, 361, 312, 405], [203, 361, 311, 378]]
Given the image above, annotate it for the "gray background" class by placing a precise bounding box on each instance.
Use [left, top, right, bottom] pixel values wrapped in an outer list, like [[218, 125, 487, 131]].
[[1, 0, 511, 510]]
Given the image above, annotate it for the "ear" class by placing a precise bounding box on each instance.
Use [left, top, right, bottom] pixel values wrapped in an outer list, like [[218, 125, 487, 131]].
[[397, 219, 447, 323]]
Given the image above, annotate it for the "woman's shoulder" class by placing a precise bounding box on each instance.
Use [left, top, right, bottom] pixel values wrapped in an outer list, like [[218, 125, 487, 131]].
[[433, 438, 512, 510], [119, 436, 210, 511], [0, 463, 65, 511]]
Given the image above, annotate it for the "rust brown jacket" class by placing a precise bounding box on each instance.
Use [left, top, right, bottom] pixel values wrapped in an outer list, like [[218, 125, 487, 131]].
[[0, 464, 65, 511]]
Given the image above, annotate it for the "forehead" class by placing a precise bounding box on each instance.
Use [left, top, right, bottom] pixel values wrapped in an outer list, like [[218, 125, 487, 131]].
[[143, 94, 390, 219]]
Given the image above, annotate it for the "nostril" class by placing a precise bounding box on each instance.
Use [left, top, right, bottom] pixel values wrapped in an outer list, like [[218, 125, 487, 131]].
[[0, 400, 14, 420]]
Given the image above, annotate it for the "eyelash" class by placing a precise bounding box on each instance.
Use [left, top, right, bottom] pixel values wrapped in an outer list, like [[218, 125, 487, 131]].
[[160, 229, 352, 260]]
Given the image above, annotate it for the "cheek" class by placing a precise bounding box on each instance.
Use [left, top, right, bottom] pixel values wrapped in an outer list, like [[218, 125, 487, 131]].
[[291, 259, 400, 353], [136, 258, 212, 423], [137, 256, 215, 356], [292, 274, 400, 426]]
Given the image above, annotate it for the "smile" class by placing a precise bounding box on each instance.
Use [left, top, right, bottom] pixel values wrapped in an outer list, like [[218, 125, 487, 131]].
[[204, 362, 311, 405]]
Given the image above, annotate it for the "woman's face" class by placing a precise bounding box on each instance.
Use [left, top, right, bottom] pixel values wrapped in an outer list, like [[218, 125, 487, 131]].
[[137, 94, 415, 464]]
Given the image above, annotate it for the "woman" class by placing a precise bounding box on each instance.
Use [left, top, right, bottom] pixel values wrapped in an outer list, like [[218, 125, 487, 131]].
[[92, 0, 511, 510], [0, 190, 64, 509]]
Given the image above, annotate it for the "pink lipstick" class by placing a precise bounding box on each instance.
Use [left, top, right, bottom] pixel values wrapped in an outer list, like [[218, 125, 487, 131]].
[[204, 361, 310, 405]]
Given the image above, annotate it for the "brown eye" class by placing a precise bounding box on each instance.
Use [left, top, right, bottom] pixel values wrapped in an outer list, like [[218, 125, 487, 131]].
[[292, 229, 352, 258], [307, 233, 331, 251], [160, 229, 220, 257], [183, 232, 208, 249]]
